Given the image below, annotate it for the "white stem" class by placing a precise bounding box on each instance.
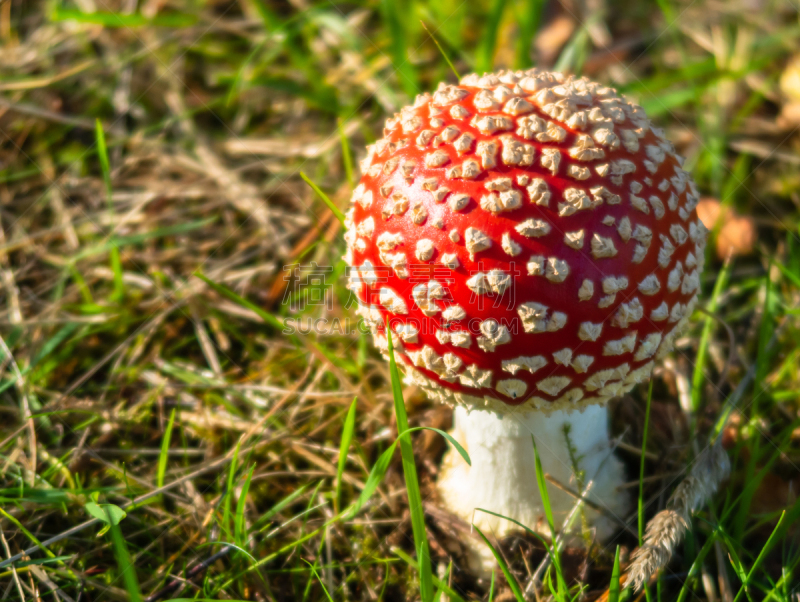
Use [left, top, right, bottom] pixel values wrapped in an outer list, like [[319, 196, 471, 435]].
[[438, 404, 629, 545]]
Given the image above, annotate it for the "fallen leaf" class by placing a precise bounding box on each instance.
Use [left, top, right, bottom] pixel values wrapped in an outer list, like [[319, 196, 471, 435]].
[[695, 198, 756, 259], [696, 197, 724, 230], [535, 15, 576, 65], [716, 214, 756, 259]]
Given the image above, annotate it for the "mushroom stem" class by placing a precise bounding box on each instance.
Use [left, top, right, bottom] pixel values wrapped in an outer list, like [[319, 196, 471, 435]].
[[439, 404, 629, 546]]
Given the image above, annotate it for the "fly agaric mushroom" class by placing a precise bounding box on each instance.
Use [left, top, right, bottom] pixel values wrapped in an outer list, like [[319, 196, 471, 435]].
[[343, 69, 706, 547]]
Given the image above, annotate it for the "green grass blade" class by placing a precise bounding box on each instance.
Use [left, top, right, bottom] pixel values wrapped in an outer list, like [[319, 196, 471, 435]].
[[530, 435, 568, 598], [733, 511, 787, 602], [474, 507, 552, 550], [0, 507, 57, 561], [531, 435, 555, 537], [400, 426, 470, 465], [433, 560, 452, 601], [676, 529, 720, 602], [755, 265, 777, 401], [775, 260, 800, 289], [348, 442, 398, 519], [554, 25, 590, 74], [609, 545, 621, 602], [472, 524, 525, 602], [691, 259, 732, 414], [157, 408, 176, 496], [199, 541, 256, 565], [654, 0, 685, 53], [337, 118, 355, 188], [251, 482, 313, 531], [30, 323, 81, 369], [299, 171, 345, 225], [735, 269, 776, 539], [421, 20, 460, 79], [95, 119, 124, 301], [195, 272, 286, 333], [95, 119, 112, 202], [72, 218, 216, 261], [110, 246, 125, 299], [474, 506, 567, 599], [223, 440, 241, 540], [335, 397, 357, 513], [68, 264, 93, 303], [108, 519, 142, 602], [386, 325, 433, 602], [52, 8, 196, 27], [346, 425, 468, 520], [380, 0, 418, 97], [718, 530, 748, 587], [514, 0, 545, 69], [639, 381, 653, 546], [476, 0, 506, 74], [392, 547, 468, 602], [304, 559, 334, 602], [235, 465, 255, 548]]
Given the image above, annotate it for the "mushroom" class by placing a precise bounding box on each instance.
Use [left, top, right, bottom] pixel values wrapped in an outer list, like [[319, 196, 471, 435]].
[[343, 69, 707, 555]]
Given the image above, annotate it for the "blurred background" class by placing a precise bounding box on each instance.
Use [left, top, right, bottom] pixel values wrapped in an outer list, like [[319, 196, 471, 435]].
[[1, 0, 799, 600]]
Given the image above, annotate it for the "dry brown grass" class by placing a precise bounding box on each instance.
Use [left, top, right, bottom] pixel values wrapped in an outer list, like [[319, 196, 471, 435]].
[[1, 0, 800, 600]]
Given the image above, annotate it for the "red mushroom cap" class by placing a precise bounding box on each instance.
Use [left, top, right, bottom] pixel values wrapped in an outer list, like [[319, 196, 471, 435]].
[[344, 69, 707, 413]]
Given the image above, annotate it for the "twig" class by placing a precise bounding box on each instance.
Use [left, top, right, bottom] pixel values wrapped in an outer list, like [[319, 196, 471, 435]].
[[0, 97, 96, 129], [0, 523, 26, 602], [143, 546, 233, 602], [28, 565, 77, 602], [0, 60, 96, 91]]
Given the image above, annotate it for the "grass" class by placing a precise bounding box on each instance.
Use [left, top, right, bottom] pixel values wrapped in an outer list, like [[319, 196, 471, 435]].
[[1, 0, 800, 600], [385, 326, 433, 602]]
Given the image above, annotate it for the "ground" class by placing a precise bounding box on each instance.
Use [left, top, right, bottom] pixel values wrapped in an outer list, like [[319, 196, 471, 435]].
[[0, 0, 799, 600]]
